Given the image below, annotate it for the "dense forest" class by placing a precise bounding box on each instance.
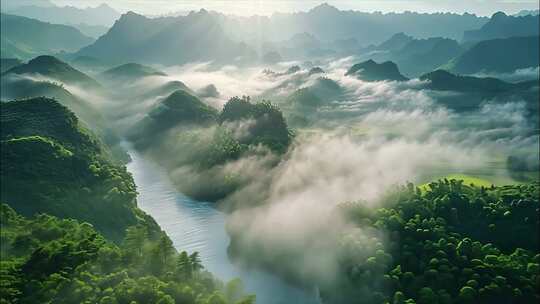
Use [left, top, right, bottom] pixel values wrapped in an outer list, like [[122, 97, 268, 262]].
[[0, 204, 254, 304], [1, 1, 539, 304], [228, 180, 540, 303], [0, 98, 254, 303]]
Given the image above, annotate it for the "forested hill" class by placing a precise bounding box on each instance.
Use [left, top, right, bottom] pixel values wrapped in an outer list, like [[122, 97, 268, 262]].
[[0, 97, 257, 303], [0, 97, 152, 241], [2, 55, 102, 90], [0, 204, 255, 303]]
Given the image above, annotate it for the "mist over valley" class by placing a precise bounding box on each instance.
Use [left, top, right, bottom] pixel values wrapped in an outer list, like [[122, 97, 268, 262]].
[[1, 1, 539, 303]]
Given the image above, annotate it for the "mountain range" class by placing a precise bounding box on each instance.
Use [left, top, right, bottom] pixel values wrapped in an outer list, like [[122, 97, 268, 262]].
[[4, 3, 119, 38], [359, 34, 464, 77], [77, 10, 256, 66], [463, 11, 539, 42], [2, 55, 102, 89], [1, 13, 93, 59], [420, 69, 539, 114], [446, 36, 539, 74], [5, 3, 119, 27], [220, 3, 488, 47]]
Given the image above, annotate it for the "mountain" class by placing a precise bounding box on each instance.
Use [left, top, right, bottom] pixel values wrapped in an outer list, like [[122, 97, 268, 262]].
[[145, 89, 218, 125], [0, 0, 54, 11], [287, 88, 324, 109], [420, 70, 516, 92], [420, 70, 539, 114], [6, 3, 120, 27], [140, 80, 194, 100], [197, 84, 220, 98], [345, 60, 408, 81], [70, 23, 110, 39], [100, 63, 167, 82], [361, 35, 463, 77], [221, 3, 487, 47], [0, 58, 22, 73], [3, 55, 102, 89], [77, 10, 256, 66], [514, 9, 539, 17], [446, 36, 539, 74], [0, 67, 128, 163], [0, 13, 93, 59], [1, 74, 95, 120], [69, 55, 111, 73], [463, 12, 539, 42], [0, 98, 154, 241], [263, 32, 335, 60], [398, 38, 463, 76], [360, 32, 414, 54], [129, 90, 218, 146]]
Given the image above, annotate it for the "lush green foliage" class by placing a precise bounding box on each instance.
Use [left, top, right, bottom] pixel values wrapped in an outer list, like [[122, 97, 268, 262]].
[[0, 204, 255, 304], [335, 179, 539, 303], [2, 55, 102, 89], [0, 98, 150, 241], [219, 96, 292, 153], [287, 88, 323, 109], [130, 90, 218, 148]]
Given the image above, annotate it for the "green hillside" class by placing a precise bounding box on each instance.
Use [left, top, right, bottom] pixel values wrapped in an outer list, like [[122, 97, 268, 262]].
[[0, 13, 94, 59], [100, 63, 167, 82], [130, 90, 218, 146], [0, 204, 255, 304], [0, 98, 147, 241], [2, 55, 102, 89]]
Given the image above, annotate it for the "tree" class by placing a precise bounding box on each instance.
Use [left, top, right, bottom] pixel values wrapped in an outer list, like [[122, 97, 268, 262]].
[[459, 286, 477, 303], [189, 252, 203, 273], [176, 251, 192, 279], [123, 226, 148, 261]]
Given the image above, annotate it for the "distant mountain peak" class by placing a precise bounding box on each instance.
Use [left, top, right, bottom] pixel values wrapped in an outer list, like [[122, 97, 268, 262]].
[[28, 55, 64, 66], [345, 60, 408, 82], [96, 3, 112, 9], [4, 55, 101, 89], [463, 11, 538, 42], [115, 11, 146, 25], [491, 11, 508, 19], [123, 11, 141, 18], [310, 3, 340, 14], [392, 32, 411, 39]]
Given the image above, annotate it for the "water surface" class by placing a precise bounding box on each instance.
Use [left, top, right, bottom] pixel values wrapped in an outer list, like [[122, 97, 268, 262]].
[[126, 148, 320, 304]]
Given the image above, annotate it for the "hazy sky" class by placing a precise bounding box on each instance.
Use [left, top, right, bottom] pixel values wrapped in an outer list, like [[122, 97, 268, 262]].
[[50, 0, 540, 17]]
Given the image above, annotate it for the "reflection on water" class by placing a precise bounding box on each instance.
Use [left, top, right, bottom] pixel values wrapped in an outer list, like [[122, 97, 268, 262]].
[[126, 148, 320, 304]]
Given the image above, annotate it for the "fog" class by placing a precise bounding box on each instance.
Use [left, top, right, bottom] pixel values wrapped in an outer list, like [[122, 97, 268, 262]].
[[63, 56, 532, 290], [13, 55, 537, 291]]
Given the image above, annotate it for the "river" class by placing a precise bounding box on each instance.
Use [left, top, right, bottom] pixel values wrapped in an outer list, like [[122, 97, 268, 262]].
[[126, 148, 320, 304]]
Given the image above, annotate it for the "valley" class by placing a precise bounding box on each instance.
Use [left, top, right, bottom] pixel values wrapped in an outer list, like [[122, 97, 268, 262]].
[[0, 1, 538, 304]]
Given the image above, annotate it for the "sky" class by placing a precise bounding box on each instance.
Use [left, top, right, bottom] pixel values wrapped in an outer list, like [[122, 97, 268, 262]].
[[49, 0, 540, 17]]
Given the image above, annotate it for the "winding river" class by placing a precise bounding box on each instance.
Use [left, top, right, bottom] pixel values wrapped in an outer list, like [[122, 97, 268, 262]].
[[126, 148, 320, 304]]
